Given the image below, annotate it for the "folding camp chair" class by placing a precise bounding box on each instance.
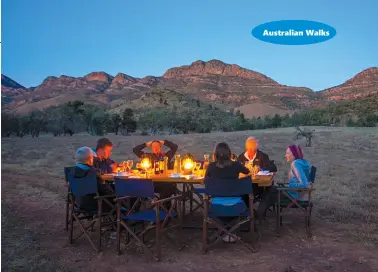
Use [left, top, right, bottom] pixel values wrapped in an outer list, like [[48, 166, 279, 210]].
[[276, 166, 317, 237], [202, 176, 256, 254], [189, 186, 205, 214], [67, 171, 116, 252], [114, 178, 184, 261], [64, 167, 75, 231]]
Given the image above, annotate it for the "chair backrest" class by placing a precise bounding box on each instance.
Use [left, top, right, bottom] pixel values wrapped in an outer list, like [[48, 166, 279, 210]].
[[114, 178, 155, 198], [67, 171, 98, 198], [309, 166, 317, 183], [64, 167, 75, 183], [204, 176, 253, 196]]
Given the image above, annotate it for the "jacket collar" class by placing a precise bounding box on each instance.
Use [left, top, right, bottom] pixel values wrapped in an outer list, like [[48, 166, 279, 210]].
[[244, 150, 259, 161], [76, 163, 91, 170]]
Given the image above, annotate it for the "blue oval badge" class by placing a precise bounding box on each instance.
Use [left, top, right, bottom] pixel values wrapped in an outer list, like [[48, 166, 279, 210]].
[[252, 20, 336, 45]]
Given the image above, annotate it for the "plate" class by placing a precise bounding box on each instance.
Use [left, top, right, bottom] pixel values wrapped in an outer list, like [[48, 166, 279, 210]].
[[169, 174, 181, 178], [257, 171, 271, 176]]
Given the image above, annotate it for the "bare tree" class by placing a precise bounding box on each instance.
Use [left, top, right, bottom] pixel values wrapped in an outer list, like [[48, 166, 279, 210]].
[[294, 126, 315, 147]]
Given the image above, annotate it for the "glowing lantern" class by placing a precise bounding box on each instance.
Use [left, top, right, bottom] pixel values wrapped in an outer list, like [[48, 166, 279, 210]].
[[139, 155, 153, 177], [141, 157, 152, 170], [181, 153, 195, 175]]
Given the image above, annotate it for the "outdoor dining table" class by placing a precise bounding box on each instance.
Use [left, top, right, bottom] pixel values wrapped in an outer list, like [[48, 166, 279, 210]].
[[101, 171, 275, 219], [101, 170, 274, 186]]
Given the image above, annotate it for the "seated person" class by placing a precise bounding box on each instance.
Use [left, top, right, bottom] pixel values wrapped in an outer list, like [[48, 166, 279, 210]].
[[205, 142, 250, 242], [133, 139, 179, 202], [69, 146, 114, 212], [93, 138, 118, 174], [206, 142, 250, 179], [133, 140, 178, 169], [256, 144, 311, 220], [238, 136, 277, 172], [238, 136, 277, 198], [285, 144, 311, 200]]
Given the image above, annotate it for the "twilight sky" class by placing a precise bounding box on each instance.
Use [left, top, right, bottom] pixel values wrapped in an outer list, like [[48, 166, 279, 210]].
[[2, 0, 377, 91]]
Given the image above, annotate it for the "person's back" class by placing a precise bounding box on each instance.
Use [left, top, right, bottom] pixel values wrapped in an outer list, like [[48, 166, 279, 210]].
[[204, 142, 251, 243], [69, 164, 98, 211], [206, 161, 249, 179], [70, 147, 114, 212]]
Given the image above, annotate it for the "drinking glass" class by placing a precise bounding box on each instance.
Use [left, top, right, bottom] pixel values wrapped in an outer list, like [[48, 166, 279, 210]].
[[147, 168, 154, 178], [204, 154, 210, 161], [127, 160, 134, 173], [203, 154, 210, 170], [195, 162, 202, 177]]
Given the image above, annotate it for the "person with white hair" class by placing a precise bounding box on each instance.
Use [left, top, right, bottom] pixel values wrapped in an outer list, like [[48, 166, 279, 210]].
[[75, 146, 95, 169], [68, 146, 114, 211], [237, 136, 277, 172], [238, 137, 277, 226]]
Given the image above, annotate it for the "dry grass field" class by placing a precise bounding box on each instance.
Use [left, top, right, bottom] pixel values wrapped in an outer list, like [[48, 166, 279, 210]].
[[2, 127, 378, 272]]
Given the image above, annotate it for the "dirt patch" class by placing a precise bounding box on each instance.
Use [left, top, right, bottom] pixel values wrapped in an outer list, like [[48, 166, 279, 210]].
[[2, 127, 378, 271]]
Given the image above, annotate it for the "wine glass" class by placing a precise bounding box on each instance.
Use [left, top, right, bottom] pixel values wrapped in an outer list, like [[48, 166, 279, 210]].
[[121, 161, 127, 172], [194, 162, 202, 177], [203, 154, 210, 170], [204, 154, 210, 161], [127, 160, 134, 173]]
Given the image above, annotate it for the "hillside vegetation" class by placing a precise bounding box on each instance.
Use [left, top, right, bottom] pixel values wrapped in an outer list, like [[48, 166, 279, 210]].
[[1, 93, 377, 138]]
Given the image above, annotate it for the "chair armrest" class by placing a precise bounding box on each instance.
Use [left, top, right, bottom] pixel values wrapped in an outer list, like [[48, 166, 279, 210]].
[[114, 196, 131, 201], [151, 195, 183, 205], [94, 194, 116, 200], [276, 187, 312, 192]]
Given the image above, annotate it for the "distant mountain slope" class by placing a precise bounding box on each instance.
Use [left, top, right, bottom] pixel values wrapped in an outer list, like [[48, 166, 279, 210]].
[[320, 67, 378, 101], [2, 61, 377, 117], [1, 74, 25, 89]]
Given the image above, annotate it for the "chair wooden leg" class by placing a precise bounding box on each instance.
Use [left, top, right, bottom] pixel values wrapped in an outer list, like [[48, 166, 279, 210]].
[[65, 197, 70, 231], [177, 200, 184, 250], [307, 205, 313, 237], [202, 199, 208, 254], [97, 199, 102, 250], [116, 204, 121, 255], [75, 215, 99, 252], [276, 194, 281, 236], [69, 209, 74, 244], [155, 206, 161, 261], [202, 219, 208, 254], [142, 221, 146, 243]]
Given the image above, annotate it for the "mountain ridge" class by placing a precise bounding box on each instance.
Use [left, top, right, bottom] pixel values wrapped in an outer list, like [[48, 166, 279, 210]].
[[2, 60, 377, 118]]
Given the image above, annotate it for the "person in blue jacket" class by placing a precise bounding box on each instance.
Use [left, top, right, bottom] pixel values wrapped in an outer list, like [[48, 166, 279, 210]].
[[285, 144, 311, 201], [256, 144, 312, 221]]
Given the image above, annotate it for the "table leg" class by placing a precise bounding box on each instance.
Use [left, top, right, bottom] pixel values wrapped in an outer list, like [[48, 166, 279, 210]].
[[182, 184, 186, 217]]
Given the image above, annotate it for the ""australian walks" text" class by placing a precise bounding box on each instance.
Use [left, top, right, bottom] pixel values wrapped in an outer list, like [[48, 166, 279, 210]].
[[263, 29, 330, 37]]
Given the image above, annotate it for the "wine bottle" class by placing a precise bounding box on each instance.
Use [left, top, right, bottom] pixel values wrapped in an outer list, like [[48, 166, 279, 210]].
[[154, 160, 160, 175]]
